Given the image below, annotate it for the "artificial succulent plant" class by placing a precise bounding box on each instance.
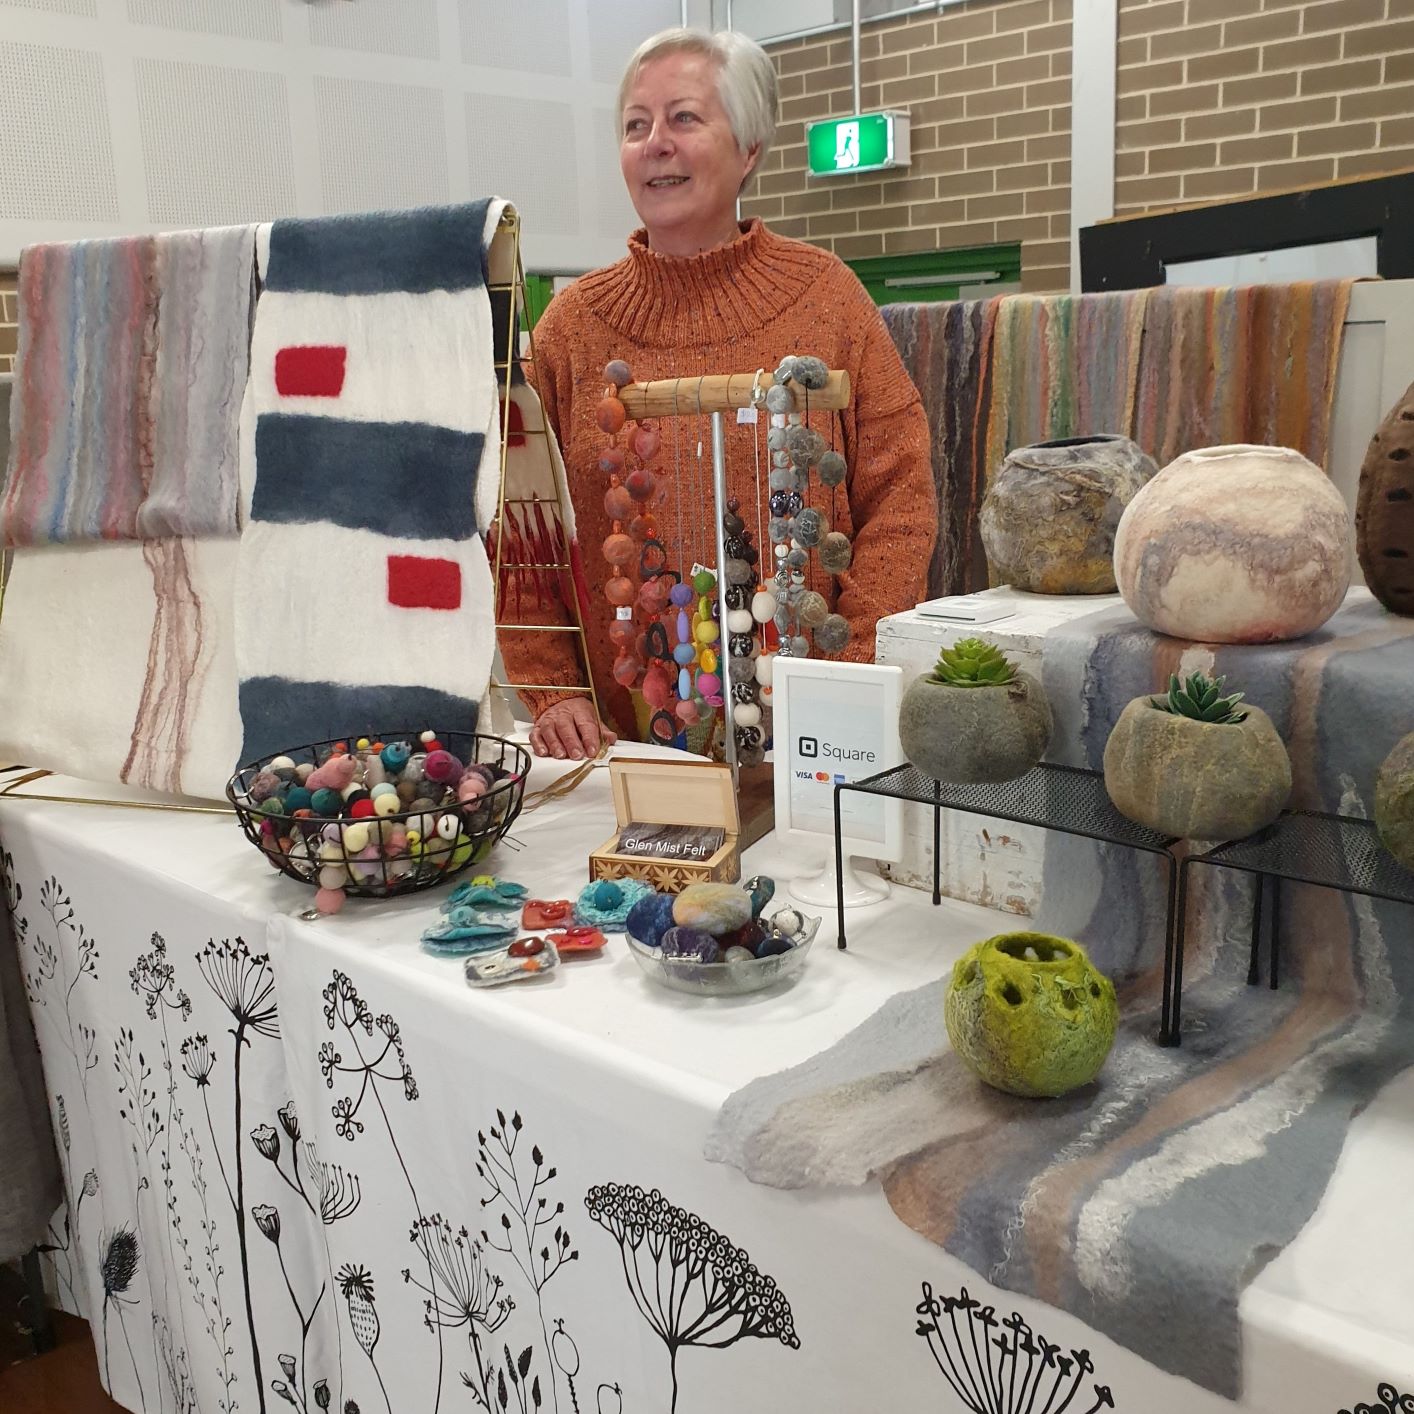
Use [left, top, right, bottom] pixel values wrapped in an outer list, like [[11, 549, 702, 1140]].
[[929, 638, 1018, 688], [1150, 671, 1248, 725]]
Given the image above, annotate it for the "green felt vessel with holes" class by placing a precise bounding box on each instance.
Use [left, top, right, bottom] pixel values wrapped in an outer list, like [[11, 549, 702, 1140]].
[[944, 932, 1118, 1098]]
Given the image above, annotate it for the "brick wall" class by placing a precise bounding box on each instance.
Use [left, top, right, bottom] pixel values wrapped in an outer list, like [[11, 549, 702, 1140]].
[[1116, 0, 1414, 213], [744, 0, 1075, 294], [0, 271, 16, 377]]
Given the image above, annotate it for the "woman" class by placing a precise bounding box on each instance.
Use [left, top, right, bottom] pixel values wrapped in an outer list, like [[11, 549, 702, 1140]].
[[500, 27, 936, 760]]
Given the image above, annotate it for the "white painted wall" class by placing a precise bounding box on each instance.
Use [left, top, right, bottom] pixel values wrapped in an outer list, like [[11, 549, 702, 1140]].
[[0, 0, 680, 272], [1069, 0, 1117, 293]]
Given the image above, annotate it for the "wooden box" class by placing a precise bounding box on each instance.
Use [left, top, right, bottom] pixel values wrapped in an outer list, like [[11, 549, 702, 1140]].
[[589, 757, 741, 888]]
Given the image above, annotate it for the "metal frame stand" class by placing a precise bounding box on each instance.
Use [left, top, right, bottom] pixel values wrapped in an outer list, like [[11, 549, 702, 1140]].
[[1174, 809, 1414, 1039], [831, 762, 1187, 1043]]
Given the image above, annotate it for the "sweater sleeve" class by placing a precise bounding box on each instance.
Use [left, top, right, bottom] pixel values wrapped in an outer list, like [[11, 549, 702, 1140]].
[[495, 297, 593, 720], [831, 295, 937, 662]]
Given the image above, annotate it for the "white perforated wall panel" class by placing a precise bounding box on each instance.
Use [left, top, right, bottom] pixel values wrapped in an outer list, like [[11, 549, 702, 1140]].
[[1, 2, 678, 272], [309, 0, 440, 62], [465, 92, 579, 238], [458, 0, 571, 76], [0, 41, 118, 222], [126, 0, 281, 43], [589, 0, 680, 83], [593, 107, 640, 241], [4, 0, 96, 14], [136, 57, 297, 227], [315, 74, 450, 216]]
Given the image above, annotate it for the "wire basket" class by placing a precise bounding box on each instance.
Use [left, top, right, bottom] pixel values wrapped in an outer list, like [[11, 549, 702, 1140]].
[[226, 731, 530, 900]]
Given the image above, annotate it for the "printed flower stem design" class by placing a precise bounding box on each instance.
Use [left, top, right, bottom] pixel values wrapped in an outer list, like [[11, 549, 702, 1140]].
[[303, 1138, 361, 1412], [254, 1202, 326, 1413], [179, 1035, 238, 1412], [405, 1216, 513, 1411], [338, 1266, 392, 1414], [478, 1112, 576, 1414], [551, 1321, 580, 1414], [199, 937, 280, 1414], [914, 1284, 1115, 1414], [321, 971, 439, 1412], [101, 1225, 147, 1411], [585, 1183, 799, 1414]]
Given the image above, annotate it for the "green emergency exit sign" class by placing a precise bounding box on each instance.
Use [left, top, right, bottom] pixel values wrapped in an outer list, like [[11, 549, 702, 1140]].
[[806, 110, 911, 177]]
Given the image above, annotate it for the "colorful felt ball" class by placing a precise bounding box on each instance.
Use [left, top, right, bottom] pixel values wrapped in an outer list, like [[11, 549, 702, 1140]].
[[814, 613, 851, 652], [643, 667, 673, 709], [605, 576, 636, 607], [676, 697, 701, 725], [669, 582, 694, 608], [457, 776, 487, 802], [755, 654, 775, 687], [632, 424, 661, 461], [380, 741, 411, 772], [625, 467, 656, 501], [295, 762, 315, 784], [349, 798, 377, 819], [638, 578, 669, 614], [318, 864, 348, 890], [726, 608, 754, 635], [603, 531, 635, 565], [699, 647, 718, 674], [268, 754, 297, 780], [751, 589, 778, 623], [612, 653, 643, 686], [424, 750, 462, 784], [595, 396, 627, 434], [696, 672, 722, 699], [733, 701, 763, 729], [610, 619, 639, 648], [604, 485, 634, 521], [341, 821, 371, 853], [672, 641, 696, 666], [435, 813, 461, 842], [599, 446, 626, 475], [694, 619, 719, 646], [373, 793, 400, 818], [315, 887, 346, 915], [692, 569, 717, 595], [604, 359, 632, 387], [311, 787, 342, 817], [370, 781, 398, 800]]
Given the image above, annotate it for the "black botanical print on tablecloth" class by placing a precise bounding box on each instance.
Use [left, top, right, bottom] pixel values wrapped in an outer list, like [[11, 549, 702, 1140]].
[[1340, 1384, 1414, 1413], [199, 935, 280, 1414], [338, 1265, 393, 1414], [584, 1182, 799, 1413], [321, 970, 440, 1412], [132, 932, 198, 1414], [180, 1033, 239, 1411], [100, 1224, 147, 1409], [915, 1283, 1114, 1414], [477, 1112, 577, 1414]]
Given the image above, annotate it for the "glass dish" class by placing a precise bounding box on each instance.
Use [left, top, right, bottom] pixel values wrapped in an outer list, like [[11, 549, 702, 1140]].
[[624, 914, 819, 997]]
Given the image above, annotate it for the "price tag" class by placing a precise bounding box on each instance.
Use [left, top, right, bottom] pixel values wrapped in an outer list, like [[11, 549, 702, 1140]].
[[615, 606, 633, 620], [736, 406, 758, 424]]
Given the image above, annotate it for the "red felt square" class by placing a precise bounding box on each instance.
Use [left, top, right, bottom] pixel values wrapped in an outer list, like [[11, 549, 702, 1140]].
[[387, 555, 462, 611], [275, 345, 347, 398], [497, 394, 526, 448]]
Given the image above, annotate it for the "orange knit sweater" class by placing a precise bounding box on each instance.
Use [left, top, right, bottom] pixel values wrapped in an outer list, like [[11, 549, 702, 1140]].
[[499, 219, 936, 741]]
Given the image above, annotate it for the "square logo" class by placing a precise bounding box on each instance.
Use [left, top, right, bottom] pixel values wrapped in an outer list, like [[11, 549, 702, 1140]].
[[799, 736, 818, 758]]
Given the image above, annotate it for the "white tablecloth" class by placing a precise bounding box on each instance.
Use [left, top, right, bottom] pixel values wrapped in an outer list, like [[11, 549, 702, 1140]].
[[2, 747, 1412, 1414]]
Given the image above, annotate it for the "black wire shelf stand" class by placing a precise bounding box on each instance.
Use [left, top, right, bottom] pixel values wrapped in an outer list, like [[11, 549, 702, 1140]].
[[1175, 809, 1414, 1039], [832, 761, 1188, 1044]]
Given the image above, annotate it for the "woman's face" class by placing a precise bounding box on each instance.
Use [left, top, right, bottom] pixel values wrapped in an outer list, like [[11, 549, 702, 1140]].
[[620, 52, 759, 250]]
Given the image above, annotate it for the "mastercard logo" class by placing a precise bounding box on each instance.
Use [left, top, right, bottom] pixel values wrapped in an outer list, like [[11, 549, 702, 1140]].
[[815, 772, 830, 782]]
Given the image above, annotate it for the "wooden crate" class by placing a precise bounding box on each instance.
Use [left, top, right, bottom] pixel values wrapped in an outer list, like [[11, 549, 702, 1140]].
[[589, 757, 740, 887]]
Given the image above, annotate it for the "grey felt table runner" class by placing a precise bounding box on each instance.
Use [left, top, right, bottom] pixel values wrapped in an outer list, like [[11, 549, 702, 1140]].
[[708, 597, 1414, 1399]]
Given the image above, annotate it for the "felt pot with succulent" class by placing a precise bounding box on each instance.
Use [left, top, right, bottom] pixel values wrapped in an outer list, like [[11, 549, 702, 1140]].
[[898, 638, 1053, 784], [1375, 730, 1414, 874], [1103, 671, 1292, 841]]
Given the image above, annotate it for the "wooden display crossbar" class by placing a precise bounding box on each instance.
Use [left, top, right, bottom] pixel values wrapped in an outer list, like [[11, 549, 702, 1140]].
[[619, 370, 850, 421]]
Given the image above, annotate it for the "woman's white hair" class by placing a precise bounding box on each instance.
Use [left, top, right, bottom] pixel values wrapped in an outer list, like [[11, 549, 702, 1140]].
[[617, 28, 779, 185]]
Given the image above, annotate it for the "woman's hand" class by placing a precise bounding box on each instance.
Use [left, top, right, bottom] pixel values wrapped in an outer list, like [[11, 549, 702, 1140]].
[[530, 698, 618, 761]]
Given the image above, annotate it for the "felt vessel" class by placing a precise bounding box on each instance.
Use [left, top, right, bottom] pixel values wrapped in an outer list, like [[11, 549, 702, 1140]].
[[1356, 378, 1414, 616], [1375, 731, 1414, 872], [980, 434, 1157, 594], [1114, 444, 1350, 643], [1103, 696, 1291, 841], [945, 932, 1118, 1098]]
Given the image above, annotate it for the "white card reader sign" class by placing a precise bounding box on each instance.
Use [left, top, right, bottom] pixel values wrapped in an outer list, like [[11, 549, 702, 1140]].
[[772, 658, 903, 861]]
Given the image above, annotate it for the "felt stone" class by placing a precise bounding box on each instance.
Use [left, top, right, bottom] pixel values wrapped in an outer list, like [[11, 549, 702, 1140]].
[[981, 435, 1158, 595], [723, 946, 756, 966], [819, 532, 852, 574], [797, 590, 829, 628], [768, 516, 790, 542], [793, 507, 826, 547], [789, 635, 811, 657], [900, 672, 1052, 785], [673, 883, 753, 935], [755, 935, 793, 959], [1375, 731, 1414, 871], [295, 762, 315, 784], [1103, 696, 1291, 841], [1114, 444, 1350, 643], [660, 927, 720, 963], [945, 932, 1117, 1098], [767, 427, 787, 451], [268, 754, 297, 780], [626, 892, 677, 948], [817, 449, 847, 486], [772, 451, 792, 470], [765, 384, 795, 414], [725, 557, 754, 585], [729, 653, 757, 685], [770, 906, 804, 937], [738, 741, 767, 768], [249, 770, 282, 803], [1356, 378, 1414, 615], [791, 356, 830, 390], [813, 615, 850, 653]]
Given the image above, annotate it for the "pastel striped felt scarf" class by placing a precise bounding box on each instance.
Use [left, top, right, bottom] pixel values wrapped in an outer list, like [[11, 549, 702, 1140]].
[[1, 226, 254, 547]]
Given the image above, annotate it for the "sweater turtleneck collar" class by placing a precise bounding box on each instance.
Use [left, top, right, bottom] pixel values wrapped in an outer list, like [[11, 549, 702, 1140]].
[[579, 218, 826, 349]]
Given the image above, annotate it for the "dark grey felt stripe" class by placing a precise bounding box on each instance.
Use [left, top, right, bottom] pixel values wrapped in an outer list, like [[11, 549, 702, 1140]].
[[263, 200, 494, 295], [251, 413, 481, 541], [237, 679, 479, 769]]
